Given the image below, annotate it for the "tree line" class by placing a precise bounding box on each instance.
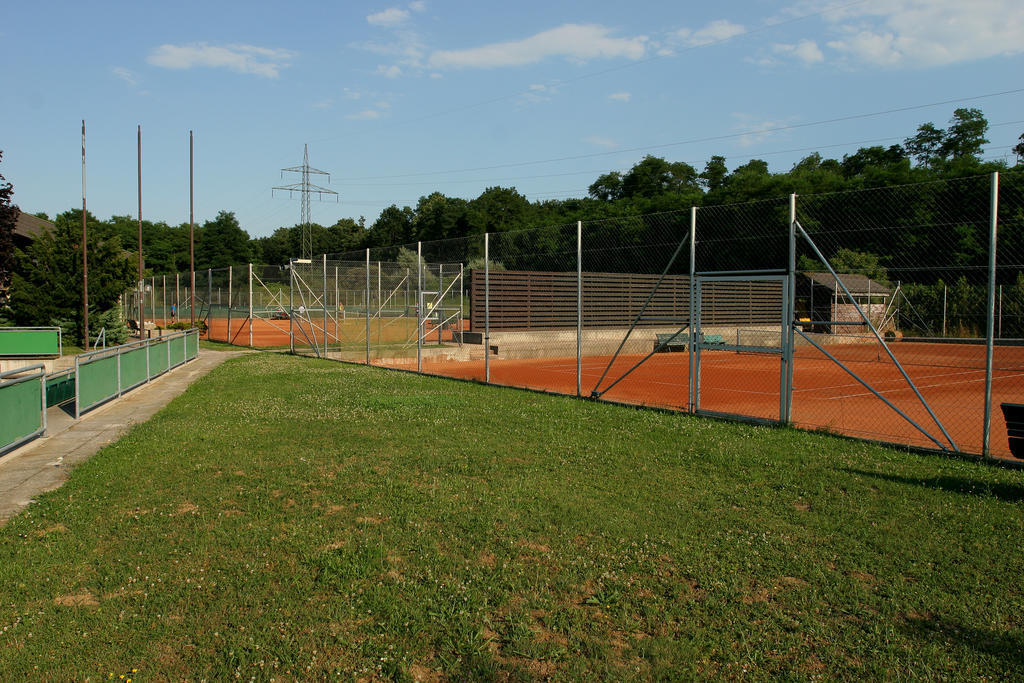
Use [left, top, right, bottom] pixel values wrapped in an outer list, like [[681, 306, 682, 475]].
[[2, 108, 1023, 343]]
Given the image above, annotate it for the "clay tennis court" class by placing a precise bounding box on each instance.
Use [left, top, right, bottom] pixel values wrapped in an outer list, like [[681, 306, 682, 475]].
[[399, 340, 1024, 460], [197, 315, 1023, 459]]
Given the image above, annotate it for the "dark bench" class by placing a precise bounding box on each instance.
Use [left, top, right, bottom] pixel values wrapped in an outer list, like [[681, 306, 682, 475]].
[[1000, 403, 1024, 459], [654, 332, 727, 352]]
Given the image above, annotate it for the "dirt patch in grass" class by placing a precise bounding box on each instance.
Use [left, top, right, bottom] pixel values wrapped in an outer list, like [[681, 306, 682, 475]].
[[54, 592, 99, 608]]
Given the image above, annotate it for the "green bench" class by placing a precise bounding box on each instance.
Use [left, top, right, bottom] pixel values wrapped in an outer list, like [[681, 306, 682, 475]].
[[653, 332, 726, 352]]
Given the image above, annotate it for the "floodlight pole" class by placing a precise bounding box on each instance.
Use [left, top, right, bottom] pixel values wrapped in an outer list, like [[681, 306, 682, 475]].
[[365, 249, 371, 365], [81, 120, 89, 351], [983, 172, 999, 457], [189, 130, 195, 327], [138, 125, 145, 336]]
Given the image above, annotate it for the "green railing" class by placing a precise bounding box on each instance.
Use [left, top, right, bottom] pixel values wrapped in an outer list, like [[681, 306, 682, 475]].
[[0, 364, 46, 455], [75, 329, 199, 418], [0, 327, 62, 357], [45, 369, 76, 407]]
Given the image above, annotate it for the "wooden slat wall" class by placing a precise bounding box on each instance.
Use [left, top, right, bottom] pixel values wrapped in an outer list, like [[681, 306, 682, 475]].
[[469, 270, 782, 330]]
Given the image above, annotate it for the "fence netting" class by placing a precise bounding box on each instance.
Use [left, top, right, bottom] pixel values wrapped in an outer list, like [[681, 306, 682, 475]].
[[132, 172, 1024, 459]]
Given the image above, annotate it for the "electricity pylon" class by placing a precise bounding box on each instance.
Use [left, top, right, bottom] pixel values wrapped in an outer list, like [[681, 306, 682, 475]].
[[272, 145, 337, 259]]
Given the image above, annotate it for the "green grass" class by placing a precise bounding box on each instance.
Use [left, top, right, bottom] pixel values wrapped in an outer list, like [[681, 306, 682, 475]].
[[0, 353, 1022, 679]]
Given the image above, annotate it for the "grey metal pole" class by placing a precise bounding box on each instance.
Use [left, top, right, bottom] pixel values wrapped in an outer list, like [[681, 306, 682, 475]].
[[322, 253, 328, 357], [983, 171, 999, 457], [459, 263, 464, 341], [365, 249, 371, 365], [943, 285, 947, 337], [688, 206, 696, 412], [783, 194, 796, 424], [207, 268, 212, 335], [439, 264, 444, 344], [227, 266, 232, 345], [417, 241, 422, 373], [577, 220, 582, 397], [289, 259, 294, 353], [485, 233, 490, 384], [248, 263, 253, 347], [162, 275, 166, 327]]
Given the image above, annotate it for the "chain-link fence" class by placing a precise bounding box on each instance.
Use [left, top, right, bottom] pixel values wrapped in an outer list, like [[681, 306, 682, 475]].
[[129, 172, 1024, 460]]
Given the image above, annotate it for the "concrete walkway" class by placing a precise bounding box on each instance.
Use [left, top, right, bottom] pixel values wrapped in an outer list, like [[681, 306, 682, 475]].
[[0, 349, 245, 524]]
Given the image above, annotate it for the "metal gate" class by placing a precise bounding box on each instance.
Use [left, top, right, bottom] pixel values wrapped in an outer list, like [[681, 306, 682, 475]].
[[694, 274, 789, 424]]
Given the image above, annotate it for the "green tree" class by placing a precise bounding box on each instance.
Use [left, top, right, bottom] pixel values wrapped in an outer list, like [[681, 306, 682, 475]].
[[1012, 133, 1024, 165], [699, 155, 728, 192], [9, 210, 134, 344], [0, 151, 18, 316], [413, 193, 469, 242], [197, 210, 251, 269], [620, 155, 700, 199], [941, 108, 989, 160], [369, 205, 415, 247], [588, 172, 624, 201]]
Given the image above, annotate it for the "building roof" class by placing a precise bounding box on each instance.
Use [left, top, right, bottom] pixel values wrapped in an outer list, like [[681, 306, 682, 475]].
[[13, 212, 54, 241], [802, 272, 891, 295]]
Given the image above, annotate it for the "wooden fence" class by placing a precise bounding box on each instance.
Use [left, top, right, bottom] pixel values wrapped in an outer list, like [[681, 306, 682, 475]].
[[469, 270, 782, 330]]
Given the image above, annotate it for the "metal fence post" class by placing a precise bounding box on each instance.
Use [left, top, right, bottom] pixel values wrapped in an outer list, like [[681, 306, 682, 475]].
[[417, 241, 423, 374], [365, 249, 371, 365], [688, 206, 696, 412], [207, 268, 212, 329], [577, 220, 582, 397], [784, 194, 797, 424], [322, 253, 328, 357], [248, 263, 253, 347], [485, 233, 490, 384], [227, 265, 232, 345], [983, 171, 999, 457], [289, 259, 295, 354]]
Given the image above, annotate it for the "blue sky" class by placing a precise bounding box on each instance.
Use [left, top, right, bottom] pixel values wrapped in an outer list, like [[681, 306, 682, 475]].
[[2, 0, 1023, 238]]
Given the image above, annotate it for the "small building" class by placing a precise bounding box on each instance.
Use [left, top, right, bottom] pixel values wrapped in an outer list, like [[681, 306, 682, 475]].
[[798, 272, 894, 334], [12, 212, 54, 250]]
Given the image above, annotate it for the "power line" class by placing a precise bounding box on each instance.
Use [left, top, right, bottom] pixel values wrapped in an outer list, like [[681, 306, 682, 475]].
[[336, 88, 1024, 182]]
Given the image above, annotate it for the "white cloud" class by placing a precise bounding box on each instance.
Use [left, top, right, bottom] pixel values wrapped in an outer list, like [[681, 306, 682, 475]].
[[147, 43, 294, 78], [376, 64, 402, 78], [428, 24, 647, 69], [348, 109, 382, 120], [367, 8, 410, 27], [675, 19, 746, 47], [773, 39, 824, 64], [111, 66, 138, 86], [806, 0, 1024, 67], [608, 92, 631, 102], [311, 98, 333, 110], [408, 1, 426, 12], [583, 136, 618, 149]]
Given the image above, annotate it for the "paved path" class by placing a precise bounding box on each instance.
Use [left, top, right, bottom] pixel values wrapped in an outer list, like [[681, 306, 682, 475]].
[[0, 349, 245, 524]]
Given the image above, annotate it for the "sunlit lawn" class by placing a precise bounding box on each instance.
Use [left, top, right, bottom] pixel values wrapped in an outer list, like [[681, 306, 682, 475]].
[[0, 353, 1021, 679]]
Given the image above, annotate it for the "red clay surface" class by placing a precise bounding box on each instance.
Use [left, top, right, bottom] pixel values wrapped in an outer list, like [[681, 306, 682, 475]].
[[399, 342, 1024, 460], [198, 315, 1024, 460]]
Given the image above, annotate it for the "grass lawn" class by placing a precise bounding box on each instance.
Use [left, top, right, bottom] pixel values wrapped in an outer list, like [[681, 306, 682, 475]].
[[0, 353, 1021, 679]]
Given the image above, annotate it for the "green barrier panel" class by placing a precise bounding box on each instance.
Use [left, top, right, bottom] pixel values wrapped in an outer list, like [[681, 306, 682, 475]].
[[1, 376, 43, 452], [78, 355, 119, 413], [170, 336, 186, 367], [46, 372, 75, 407], [0, 329, 60, 356], [120, 347, 148, 391], [186, 331, 198, 359], [148, 341, 169, 377]]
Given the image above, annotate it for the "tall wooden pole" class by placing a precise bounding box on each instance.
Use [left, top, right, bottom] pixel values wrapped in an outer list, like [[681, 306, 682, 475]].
[[81, 120, 89, 351], [189, 130, 195, 327], [138, 125, 144, 335]]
